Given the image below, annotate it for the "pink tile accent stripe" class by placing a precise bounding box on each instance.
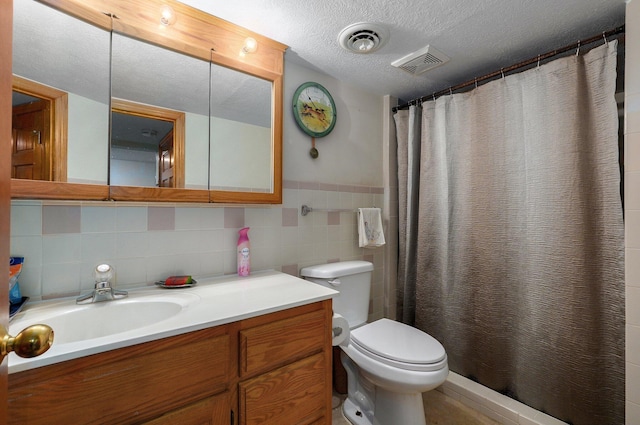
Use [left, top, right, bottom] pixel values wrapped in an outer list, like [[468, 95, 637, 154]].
[[298, 181, 319, 190], [281, 264, 299, 276], [283, 180, 383, 194], [318, 183, 339, 191], [282, 208, 299, 227], [328, 211, 340, 225], [224, 207, 245, 229], [147, 207, 175, 231], [42, 205, 81, 234]]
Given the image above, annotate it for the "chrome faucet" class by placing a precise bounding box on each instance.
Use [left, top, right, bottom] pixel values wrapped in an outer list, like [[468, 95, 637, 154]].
[[76, 264, 128, 304]]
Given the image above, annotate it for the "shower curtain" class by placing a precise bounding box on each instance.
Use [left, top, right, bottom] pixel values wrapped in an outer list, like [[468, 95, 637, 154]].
[[394, 41, 624, 424]]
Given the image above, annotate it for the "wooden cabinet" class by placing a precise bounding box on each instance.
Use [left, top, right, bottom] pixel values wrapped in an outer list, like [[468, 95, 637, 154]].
[[14, 0, 286, 205], [7, 300, 332, 425], [238, 302, 332, 425], [239, 309, 327, 378], [144, 393, 230, 425], [8, 326, 232, 425], [239, 353, 328, 425]]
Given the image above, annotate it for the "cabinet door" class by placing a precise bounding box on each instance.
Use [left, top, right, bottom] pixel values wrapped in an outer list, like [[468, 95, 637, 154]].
[[8, 327, 230, 425], [144, 391, 229, 425], [239, 352, 327, 425], [239, 309, 326, 378]]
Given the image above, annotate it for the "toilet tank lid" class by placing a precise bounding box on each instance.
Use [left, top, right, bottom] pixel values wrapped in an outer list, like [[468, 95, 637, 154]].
[[300, 261, 373, 278]]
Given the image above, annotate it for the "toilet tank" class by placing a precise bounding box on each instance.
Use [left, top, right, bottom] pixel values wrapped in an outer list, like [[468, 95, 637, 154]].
[[300, 261, 373, 329]]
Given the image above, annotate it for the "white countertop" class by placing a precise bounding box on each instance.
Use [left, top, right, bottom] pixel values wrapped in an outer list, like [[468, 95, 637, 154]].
[[8, 270, 337, 374]]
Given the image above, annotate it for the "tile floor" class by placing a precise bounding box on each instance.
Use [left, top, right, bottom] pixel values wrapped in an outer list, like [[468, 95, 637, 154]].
[[332, 389, 500, 425]]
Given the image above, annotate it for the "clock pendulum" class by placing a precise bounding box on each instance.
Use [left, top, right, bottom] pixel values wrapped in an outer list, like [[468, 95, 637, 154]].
[[310, 138, 318, 158], [292, 82, 336, 159]]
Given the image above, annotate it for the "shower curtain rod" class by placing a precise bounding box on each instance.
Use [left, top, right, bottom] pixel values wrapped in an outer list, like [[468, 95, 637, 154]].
[[392, 25, 625, 112]]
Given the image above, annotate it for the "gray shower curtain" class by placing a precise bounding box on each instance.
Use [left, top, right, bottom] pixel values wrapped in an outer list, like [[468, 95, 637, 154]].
[[394, 41, 624, 424]]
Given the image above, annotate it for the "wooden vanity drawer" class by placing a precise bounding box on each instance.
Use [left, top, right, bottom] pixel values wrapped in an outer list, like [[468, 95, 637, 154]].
[[8, 326, 231, 425], [144, 391, 230, 425], [238, 352, 328, 425], [239, 307, 327, 377]]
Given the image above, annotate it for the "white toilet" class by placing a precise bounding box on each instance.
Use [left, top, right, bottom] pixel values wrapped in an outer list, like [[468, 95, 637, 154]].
[[301, 261, 449, 425]]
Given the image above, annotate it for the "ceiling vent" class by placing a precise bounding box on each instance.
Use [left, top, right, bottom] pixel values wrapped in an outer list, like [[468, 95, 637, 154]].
[[391, 45, 450, 75], [338, 23, 389, 54]]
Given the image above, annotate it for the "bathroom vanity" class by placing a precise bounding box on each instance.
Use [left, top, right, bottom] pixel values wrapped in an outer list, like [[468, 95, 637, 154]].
[[7, 272, 336, 425]]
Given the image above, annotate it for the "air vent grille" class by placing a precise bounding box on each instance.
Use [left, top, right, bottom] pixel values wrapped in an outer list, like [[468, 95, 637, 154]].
[[346, 30, 382, 53], [392, 45, 450, 75], [338, 23, 389, 54]]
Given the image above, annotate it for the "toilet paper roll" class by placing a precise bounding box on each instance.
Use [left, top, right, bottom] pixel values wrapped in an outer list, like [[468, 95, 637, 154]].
[[332, 313, 350, 346]]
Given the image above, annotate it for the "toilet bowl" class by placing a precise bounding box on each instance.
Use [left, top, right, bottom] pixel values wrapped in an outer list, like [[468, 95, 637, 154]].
[[300, 261, 448, 425]]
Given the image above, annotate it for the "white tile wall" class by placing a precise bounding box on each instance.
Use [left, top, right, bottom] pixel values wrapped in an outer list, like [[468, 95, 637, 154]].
[[9, 185, 386, 321], [628, 2, 640, 423]]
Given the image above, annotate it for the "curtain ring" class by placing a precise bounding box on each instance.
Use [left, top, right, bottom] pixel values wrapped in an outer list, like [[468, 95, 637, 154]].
[[576, 40, 581, 56], [449, 87, 453, 95], [537, 54, 541, 68], [432, 93, 436, 102], [474, 77, 478, 89], [501, 68, 505, 79], [603, 31, 608, 46]]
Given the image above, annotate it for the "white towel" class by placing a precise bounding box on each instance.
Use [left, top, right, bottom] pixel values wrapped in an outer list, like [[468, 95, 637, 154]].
[[358, 208, 385, 248]]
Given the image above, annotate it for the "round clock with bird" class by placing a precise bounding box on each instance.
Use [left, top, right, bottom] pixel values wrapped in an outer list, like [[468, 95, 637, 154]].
[[292, 82, 337, 138]]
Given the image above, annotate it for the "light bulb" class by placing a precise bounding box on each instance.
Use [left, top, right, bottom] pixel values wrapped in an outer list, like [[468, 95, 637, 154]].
[[160, 5, 176, 26], [242, 37, 258, 54]]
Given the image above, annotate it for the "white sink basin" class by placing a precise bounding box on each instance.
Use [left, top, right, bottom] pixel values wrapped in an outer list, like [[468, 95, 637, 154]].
[[10, 292, 200, 344], [8, 271, 338, 375]]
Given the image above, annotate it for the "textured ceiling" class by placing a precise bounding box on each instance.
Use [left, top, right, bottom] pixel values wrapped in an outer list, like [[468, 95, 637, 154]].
[[13, 1, 627, 147], [178, 0, 626, 102]]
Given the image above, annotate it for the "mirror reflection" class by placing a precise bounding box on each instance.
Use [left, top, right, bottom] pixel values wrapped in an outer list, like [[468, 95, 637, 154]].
[[210, 65, 273, 193], [11, 90, 49, 180], [12, 0, 111, 184], [110, 33, 209, 190], [12, 0, 282, 202], [110, 112, 174, 187]]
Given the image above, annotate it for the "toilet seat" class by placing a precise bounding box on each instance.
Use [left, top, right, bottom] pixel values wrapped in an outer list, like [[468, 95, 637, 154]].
[[350, 319, 447, 372]]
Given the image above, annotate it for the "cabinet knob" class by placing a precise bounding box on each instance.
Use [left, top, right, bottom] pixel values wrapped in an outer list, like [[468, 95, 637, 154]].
[[0, 324, 54, 361]]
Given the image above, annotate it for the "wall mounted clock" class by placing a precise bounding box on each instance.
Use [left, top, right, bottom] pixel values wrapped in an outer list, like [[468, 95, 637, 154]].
[[292, 82, 337, 139]]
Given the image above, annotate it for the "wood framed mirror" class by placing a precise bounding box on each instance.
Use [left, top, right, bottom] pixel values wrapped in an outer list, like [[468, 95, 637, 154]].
[[12, 0, 286, 204], [11, 0, 111, 200], [108, 31, 208, 203]]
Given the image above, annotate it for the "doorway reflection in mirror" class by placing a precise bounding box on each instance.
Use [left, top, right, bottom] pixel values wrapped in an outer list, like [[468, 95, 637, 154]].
[[110, 112, 174, 187]]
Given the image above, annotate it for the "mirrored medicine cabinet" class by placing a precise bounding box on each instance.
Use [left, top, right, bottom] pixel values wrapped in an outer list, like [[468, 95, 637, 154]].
[[11, 0, 286, 204]]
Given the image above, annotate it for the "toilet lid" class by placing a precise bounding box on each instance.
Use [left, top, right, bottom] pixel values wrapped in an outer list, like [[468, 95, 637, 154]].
[[350, 319, 446, 366]]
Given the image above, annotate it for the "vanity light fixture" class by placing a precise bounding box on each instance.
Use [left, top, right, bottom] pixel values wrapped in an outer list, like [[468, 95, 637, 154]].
[[240, 37, 258, 56], [160, 5, 176, 26]]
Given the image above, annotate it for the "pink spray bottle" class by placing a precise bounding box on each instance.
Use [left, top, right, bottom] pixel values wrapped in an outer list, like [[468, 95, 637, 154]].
[[237, 227, 251, 276]]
